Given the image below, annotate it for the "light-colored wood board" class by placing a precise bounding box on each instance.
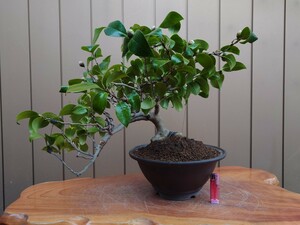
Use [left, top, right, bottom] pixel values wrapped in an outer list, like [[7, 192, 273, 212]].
[[7, 167, 300, 225], [29, 0, 63, 184], [0, 0, 33, 207], [123, 0, 156, 174], [220, 0, 252, 167], [187, 0, 219, 146], [60, 0, 93, 179], [92, 0, 125, 177], [284, 0, 300, 193], [155, 0, 187, 136], [252, 0, 284, 182]]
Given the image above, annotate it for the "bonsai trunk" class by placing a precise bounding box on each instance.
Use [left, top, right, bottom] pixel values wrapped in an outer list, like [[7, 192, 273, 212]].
[[131, 104, 178, 142]]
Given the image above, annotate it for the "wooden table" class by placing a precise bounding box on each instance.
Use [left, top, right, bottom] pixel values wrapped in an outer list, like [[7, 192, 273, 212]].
[[2, 166, 300, 225]]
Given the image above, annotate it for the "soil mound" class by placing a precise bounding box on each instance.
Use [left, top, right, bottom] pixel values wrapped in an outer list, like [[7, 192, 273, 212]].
[[132, 136, 220, 162]]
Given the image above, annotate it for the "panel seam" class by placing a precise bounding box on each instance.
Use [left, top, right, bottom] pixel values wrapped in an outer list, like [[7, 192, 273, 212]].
[[0, 27, 5, 211], [250, 0, 254, 168], [282, 0, 286, 188], [58, 0, 65, 180], [27, 0, 35, 185]]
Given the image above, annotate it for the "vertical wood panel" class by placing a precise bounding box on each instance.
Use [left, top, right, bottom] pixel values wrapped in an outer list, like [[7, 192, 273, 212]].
[[0, 0, 33, 207], [92, 0, 125, 177], [0, 55, 3, 213], [29, 0, 63, 183], [0, 6, 3, 212], [252, 0, 284, 181], [60, 0, 93, 179], [284, 0, 300, 192], [156, 0, 187, 136], [188, 0, 219, 146], [220, 0, 252, 166], [124, 0, 156, 174]]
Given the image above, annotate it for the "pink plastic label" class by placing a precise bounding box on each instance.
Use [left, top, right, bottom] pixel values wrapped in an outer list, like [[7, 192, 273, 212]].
[[210, 173, 219, 204]]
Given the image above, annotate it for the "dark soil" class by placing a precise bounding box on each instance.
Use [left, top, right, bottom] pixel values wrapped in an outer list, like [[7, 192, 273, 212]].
[[132, 136, 220, 162]]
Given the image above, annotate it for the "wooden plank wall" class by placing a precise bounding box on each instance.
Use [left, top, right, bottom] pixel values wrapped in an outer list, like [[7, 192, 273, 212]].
[[0, 0, 299, 212]]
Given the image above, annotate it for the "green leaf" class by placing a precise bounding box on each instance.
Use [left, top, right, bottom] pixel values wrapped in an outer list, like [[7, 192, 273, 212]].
[[154, 82, 167, 98], [128, 91, 141, 112], [171, 96, 183, 111], [94, 117, 106, 127], [80, 143, 89, 152], [68, 79, 83, 86], [188, 82, 201, 95], [238, 27, 250, 39], [198, 77, 209, 96], [60, 86, 68, 93], [190, 39, 209, 51], [31, 117, 49, 132], [171, 54, 183, 64], [223, 61, 246, 72], [152, 59, 169, 68], [78, 134, 87, 145], [141, 97, 155, 110], [92, 92, 108, 114], [87, 127, 99, 134], [221, 45, 240, 55], [222, 54, 236, 70], [128, 30, 153, 57], [92, 27, 105, 45], [210, 72, 225, 89], [91, 64, 101, 75], [175, 72, 186, 87], [115, 102, 131, 127], [104, 20, 127, 37], [42, 112, 63, 129], [29, 132, 43, 142], [159, 11, 184, 29], [54, 135, 65, 150], [67, 82, 100, 93], [45, 134, 56, 146], [60, 104, 76, 116], [65, 127, 76, 139], [94, 48, 102, 58], [104, 65, 127, 86], [72, 106, 88, 115], [122, 37, 130, 57], [87, 56, 95, 67], [16, 110, 38, 123], [146, 28, 163, 37], [241, 31, 258, 44], [171, 34, 185, 52], [81, 45, 99, 53], [99, 56, 111, 73], [160, 99, 169, 109], [42, 112, 60, 119], [196, 53, 214, 68], [168, 22, 181, 34]]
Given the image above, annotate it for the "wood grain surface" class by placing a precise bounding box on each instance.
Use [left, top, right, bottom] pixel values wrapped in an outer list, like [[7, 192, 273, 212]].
[[3, 166, 300, 225]]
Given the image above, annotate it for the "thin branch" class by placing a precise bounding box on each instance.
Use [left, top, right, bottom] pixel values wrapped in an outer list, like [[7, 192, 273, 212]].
[[61, 133, 94, 158], [112, 82, 140, 91], [48, 111, 170, 176]]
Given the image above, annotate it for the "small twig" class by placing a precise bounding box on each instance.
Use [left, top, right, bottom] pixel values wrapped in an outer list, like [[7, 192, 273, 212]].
[[112, 82, 140, 91], [62, 134, 94, 158]]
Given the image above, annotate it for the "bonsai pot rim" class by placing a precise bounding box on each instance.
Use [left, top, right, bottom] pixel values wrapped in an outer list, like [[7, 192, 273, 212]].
[[129, 144, 226, 165]]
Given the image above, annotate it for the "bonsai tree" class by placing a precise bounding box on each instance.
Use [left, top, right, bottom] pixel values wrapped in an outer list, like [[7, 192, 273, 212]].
[[17, 11, 257, 176]]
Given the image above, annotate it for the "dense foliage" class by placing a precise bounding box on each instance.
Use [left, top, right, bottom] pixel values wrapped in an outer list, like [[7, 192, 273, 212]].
[[16, 11, 257, 175]]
